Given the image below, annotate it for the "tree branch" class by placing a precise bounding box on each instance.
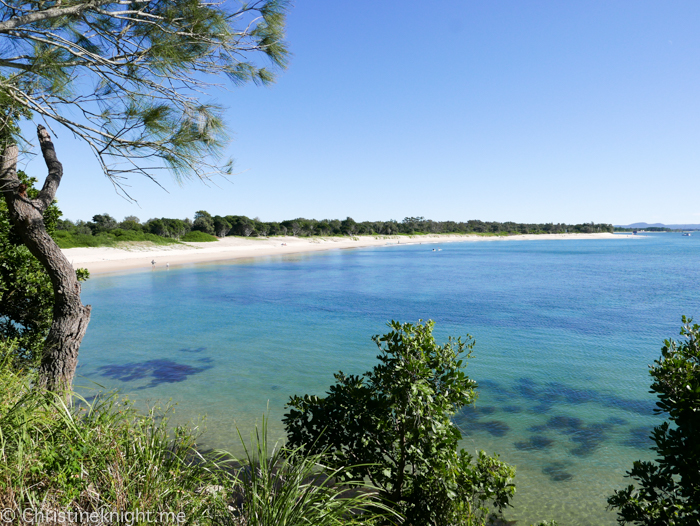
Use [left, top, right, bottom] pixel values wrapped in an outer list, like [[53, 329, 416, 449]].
[[0, 144, 19, 195], [35, 125, 62, 211], [0, 0, 288, 189], [0, 0, 126, 33], [0, 58, 34, 71]]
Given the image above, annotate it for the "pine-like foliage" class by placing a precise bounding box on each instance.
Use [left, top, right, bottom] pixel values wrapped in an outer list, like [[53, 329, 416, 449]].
[[0, 0, 289, 192]]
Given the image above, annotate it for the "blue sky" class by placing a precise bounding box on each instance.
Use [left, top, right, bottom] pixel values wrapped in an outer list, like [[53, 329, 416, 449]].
[[21, 1, 700, 225]]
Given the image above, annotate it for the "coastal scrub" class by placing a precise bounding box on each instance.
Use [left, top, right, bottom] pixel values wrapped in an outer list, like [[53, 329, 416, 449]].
[[284, 320, 516, 525], [0, 355, 395, 525], [608, 317, 700, 525]]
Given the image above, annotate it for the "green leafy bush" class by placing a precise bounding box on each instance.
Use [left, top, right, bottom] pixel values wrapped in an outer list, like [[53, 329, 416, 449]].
[[182, 230, 218, 242], [284, 320, 516, 526], [54, 229, 181, 248], [608, 316, 700, 525]]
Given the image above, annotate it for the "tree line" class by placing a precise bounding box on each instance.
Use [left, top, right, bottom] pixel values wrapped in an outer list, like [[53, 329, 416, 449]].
[[57, 212, 614, 240], [614, 227, 673, 232]]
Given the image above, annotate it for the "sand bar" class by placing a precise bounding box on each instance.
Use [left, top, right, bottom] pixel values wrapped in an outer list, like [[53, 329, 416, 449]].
[[61, 232, 635, 275]]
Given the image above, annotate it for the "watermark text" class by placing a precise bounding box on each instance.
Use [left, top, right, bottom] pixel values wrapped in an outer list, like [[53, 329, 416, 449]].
[[2, 508, 186, 524]]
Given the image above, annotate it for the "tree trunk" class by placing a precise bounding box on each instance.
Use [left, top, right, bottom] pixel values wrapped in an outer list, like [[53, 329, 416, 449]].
[[0, 126, 91, 402]]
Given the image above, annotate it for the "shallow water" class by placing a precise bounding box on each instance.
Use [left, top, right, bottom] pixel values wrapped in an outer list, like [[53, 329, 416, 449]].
[[75, 233, 700, 525]]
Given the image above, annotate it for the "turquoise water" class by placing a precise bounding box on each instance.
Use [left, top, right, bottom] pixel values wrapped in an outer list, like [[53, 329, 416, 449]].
[[75, 233, 700, 525]]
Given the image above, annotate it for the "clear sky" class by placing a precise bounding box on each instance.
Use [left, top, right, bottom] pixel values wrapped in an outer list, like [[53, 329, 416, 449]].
[[19, 1, 700, 225]]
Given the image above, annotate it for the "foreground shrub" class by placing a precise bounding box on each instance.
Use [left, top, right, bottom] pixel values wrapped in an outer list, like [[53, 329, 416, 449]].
[[608, 316, 700, 525], [284, 320, 516, 526], [0, 369, 230, 523], [0, 358, 393, 525]]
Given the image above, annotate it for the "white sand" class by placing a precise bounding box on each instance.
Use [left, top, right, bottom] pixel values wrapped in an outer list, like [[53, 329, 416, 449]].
[[61, 233, 634, 275]]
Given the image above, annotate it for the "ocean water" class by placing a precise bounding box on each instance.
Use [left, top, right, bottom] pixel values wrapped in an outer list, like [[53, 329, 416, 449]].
[[75, 233, 700, 525]]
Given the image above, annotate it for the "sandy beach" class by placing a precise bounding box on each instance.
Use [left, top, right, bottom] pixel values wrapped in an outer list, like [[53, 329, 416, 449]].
[[61, 232, 634, 275]]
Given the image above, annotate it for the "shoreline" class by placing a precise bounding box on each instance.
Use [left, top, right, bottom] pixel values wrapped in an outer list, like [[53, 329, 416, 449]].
[[62, 232, 635, 275]]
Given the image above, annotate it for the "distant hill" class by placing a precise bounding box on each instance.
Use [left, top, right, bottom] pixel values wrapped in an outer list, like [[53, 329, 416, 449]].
[[616, 222, 700, 230]]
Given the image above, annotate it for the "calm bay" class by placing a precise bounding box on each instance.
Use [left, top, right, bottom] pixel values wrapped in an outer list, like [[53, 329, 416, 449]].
[[75, 233, 700, 525]]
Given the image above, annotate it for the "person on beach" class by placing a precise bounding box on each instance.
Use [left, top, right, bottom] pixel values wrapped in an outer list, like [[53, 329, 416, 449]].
[[151, 260, 155, 269], [166, 263, 169, 269]]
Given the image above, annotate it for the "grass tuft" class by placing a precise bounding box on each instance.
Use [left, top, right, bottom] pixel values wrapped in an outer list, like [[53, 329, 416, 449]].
[[223, 416, 398, 525], [0, 357, 394, 525]]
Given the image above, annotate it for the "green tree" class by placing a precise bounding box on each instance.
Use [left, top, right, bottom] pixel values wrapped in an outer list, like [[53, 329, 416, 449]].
[[253, 220, 269, 237], [280, 219, 300, 236], [163, 218, 190, 239], [229, 215, 255, 237], [340, 216, 357, 236], [608, 316, 700, 525], [119, 216, 143, 232], [192, 210, 216, 236], [284, 320, 516, 526], [88, 213, 118, 234], [73, 221, 92, 236], [225, 215, 250, 236], [266, 221, 281, 236], [0, 1, 288, 395], [213, 215, 232, 237], [146, 218, 167, 237]]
